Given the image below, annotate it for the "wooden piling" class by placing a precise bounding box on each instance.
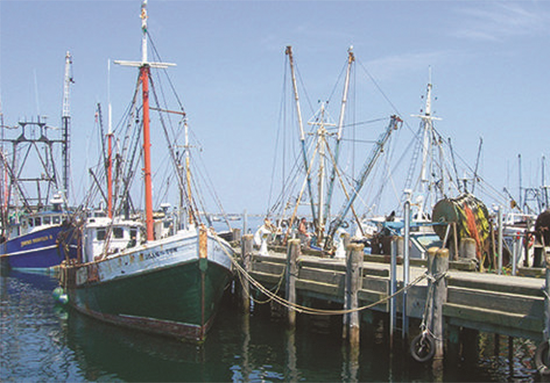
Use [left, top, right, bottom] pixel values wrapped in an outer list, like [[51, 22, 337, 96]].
[[241, 234, 253, 313], [459, 238, 476, 260], [345, 243, 364, 348], [432, 248, 449, 365], [389, 236, 401, 347], [232, 228, 242, 243], [286, 239, 300, 329], [544, 247, 550, 343]]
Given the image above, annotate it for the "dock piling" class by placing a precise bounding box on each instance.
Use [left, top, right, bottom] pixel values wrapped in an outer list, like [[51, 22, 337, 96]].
[[432, 248, 449, 366], [345, 243, 364, 348], [240, 234, 253, 312], [286, 239, 300, 329]]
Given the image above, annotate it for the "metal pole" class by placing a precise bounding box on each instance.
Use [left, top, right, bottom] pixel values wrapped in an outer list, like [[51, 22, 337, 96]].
[[389, 237, 398, 347], [402, 200, 411, 342], [512, 235, 519, 276], [498, 206, 503, 275]]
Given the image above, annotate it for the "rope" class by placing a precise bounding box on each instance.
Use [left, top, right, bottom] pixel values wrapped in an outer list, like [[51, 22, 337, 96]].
[[214, 234, 430, 316]]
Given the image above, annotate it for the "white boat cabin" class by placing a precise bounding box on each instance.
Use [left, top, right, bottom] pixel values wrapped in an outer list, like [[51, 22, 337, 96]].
[[83, 217, 145, 263]]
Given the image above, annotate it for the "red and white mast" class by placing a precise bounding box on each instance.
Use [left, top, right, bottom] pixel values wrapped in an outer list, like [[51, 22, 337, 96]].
[[115, 0, 175, 241]]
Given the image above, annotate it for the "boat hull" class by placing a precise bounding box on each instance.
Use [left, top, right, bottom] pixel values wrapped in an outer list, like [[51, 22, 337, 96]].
[[61, 230, 233, 342], [0, 225, 78, 271]]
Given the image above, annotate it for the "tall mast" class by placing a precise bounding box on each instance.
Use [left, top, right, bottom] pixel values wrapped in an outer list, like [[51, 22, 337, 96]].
[[107, 61, 114, 218], [115, 0, 175, 241], [325, 47, 354, 222], [410, 69, 441, 218], [286, 46, 317, 227], [62, 51, 73, 203], [184, 121, 194, 225]]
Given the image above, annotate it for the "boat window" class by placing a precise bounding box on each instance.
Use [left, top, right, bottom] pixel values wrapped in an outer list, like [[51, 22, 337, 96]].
[[53, 216, 61, 224], [113, 227, 124, 239], [43, 216, 51, 225], [130, 228, 137, 239], [35, 217, 41, 226], [29, 218, 34, 227], [97, 229, 106, 241]]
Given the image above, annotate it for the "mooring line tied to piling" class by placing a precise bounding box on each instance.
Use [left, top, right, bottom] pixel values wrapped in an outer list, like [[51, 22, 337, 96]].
[[215, 234, 430, 316]]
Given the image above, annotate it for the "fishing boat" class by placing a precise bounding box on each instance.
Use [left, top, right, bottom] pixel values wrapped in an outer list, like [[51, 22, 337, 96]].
[[59, 0, 234, 342], [0, 118, 79, 272], [257, 46, 401, 253]]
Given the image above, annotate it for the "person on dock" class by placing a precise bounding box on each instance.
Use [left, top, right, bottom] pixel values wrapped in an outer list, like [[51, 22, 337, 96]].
[[298, 217, 311, 248]]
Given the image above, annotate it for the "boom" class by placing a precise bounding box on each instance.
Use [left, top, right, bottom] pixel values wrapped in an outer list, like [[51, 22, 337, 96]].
[[325, 115, 402, 248]]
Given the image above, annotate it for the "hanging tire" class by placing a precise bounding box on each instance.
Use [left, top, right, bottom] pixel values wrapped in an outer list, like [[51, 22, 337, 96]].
[[410, 332, 436, 363], [535, 341, 550, 375]]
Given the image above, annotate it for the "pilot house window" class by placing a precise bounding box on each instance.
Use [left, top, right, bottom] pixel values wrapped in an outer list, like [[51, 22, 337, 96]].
[[113, 227, 124, 239], [97, 229, 106, 241]]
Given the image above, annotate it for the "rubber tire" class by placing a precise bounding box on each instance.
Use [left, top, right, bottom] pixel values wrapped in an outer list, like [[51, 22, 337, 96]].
[[535, 341, 550, 375], [410, 333, 436, 363]]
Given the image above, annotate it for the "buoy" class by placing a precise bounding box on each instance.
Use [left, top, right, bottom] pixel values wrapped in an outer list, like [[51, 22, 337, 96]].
[[52, 287, 68, 305]]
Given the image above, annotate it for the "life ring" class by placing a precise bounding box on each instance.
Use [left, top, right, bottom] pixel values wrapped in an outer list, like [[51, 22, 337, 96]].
[[535, 341, 550, 375], [410, 332, 436, 363]]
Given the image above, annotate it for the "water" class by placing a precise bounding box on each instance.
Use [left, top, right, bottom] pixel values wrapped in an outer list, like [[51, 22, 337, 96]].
[[0, 263, 540, 381]]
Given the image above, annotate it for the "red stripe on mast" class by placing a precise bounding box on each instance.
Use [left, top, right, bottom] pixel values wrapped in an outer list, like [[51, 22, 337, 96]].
[[107, 133, 113, 218], [141, 65, 154, 241]]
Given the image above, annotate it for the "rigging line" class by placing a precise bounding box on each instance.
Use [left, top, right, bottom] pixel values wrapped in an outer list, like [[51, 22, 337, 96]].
[[326, 58, 348, 106], [193, 148, 232, 229], [325, 137, 365, 235], [222, 235, 430, 315], [339, 138, 377, 144], [433, 125, 507, 203], [294, 62, 316, 120], [268, 57, 291, 214], [147, 31, 186, 113], [338, 117, 390, 129], [356, 59, 417, 138]]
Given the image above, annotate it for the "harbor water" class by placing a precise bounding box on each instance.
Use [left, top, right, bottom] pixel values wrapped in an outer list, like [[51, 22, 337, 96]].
[[1, 265, 540, 382]]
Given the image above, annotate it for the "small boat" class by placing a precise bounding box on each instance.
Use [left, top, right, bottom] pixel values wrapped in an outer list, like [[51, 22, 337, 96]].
[[59, 0, 234, 342]]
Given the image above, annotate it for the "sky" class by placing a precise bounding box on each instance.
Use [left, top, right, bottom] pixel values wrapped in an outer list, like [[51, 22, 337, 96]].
[[0, 0, 549, 216]]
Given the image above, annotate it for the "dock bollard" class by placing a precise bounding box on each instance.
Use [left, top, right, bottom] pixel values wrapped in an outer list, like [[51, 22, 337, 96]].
[[286, 239, 300, 329]]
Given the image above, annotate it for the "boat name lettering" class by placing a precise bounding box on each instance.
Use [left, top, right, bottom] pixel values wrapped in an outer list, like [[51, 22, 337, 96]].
[[21, 235, 53, 247], [142, 247, 178, 260]]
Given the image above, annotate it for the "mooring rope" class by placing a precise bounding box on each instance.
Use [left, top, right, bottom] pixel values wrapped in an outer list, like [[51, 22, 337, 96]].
[[214, 233, 430, 316]]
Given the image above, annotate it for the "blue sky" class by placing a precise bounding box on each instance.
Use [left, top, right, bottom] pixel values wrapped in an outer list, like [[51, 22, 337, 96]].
[[1, 0, 548, 215]]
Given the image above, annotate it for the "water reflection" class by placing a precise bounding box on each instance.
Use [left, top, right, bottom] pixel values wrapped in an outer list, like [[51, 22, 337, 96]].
[[1, 269, 541, 382]]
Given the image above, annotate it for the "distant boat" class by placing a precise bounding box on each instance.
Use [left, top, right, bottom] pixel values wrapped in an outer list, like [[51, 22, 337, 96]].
[[0, 119, 79, 271], [59, 0, 234, 342]]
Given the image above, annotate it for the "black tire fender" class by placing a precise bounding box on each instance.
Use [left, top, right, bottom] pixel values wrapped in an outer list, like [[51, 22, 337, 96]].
[[535, 341, 550, 375], [410, 332, 436, 363]]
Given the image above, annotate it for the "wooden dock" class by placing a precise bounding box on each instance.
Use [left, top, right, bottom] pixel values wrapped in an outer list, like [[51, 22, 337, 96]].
[[233, 234, 550, 372]]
